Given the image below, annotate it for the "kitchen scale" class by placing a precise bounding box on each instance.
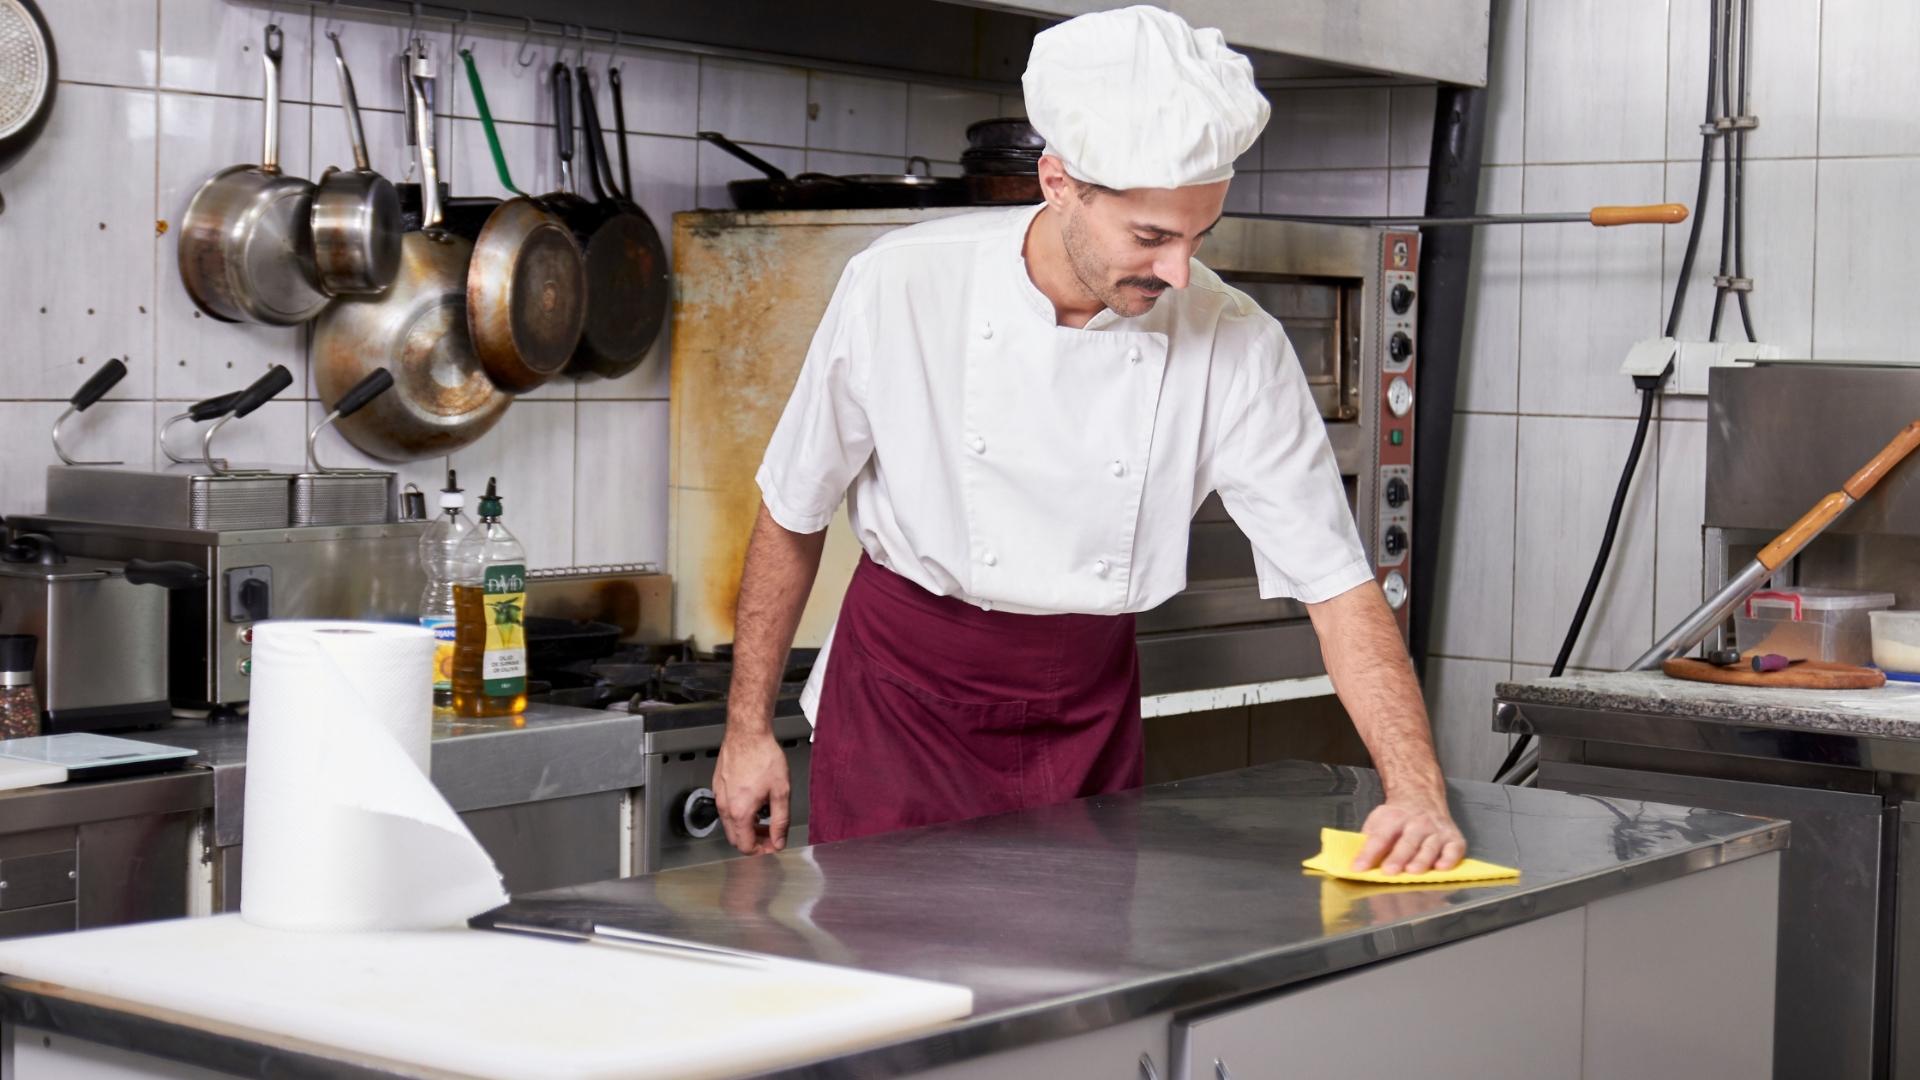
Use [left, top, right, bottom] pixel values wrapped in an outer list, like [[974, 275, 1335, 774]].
[[0, 732, 197, 782]]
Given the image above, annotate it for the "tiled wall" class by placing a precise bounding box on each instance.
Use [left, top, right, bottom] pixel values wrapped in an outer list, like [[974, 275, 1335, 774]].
[[0, 0, 1024, 568], [1360, 0, 1920, 779]]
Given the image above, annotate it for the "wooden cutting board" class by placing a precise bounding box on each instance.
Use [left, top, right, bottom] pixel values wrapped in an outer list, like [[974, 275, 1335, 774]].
[[1662, 658, 1887, 689]]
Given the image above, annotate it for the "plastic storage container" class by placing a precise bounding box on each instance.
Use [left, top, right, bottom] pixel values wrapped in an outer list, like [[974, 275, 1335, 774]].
[[1870, 610, 1920, 680], [1734, 588, 1897, 666]]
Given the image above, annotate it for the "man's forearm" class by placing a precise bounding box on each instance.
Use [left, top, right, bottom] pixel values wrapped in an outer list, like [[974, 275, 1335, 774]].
[[1307, 582, 1447, 805], [729, 504, 828, 735]]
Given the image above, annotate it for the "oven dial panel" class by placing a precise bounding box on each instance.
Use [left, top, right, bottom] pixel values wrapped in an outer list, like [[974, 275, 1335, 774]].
[[1378, 464, 1412, 570]]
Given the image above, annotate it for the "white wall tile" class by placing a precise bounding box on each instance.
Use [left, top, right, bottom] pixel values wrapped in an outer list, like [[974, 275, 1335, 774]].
[[448, 401, 577, 569], [1484, 0, 1528, 166], [0, 403, 154, 517], [440, 22, 563, 127], [0, 84, 156, 402], [694, 140, 803, 211], [807, 73, 907, 157], [160, 0, 311, 102], [1423, 657, 1513, 781], [192, 399, 307, 470], [601, 49, 701, 138], [1260, 169, 1389, 217], [1513, 415, 1658, 670], [1524, 0, 1667, 164], [1654, 419, 1708, 640], [697, 58, 806, 148], [1388, 168, 1428, 216], [310, 13, 450, 116], [804, 150, 901, 175], [312, 105, 412, 188], [1430, 414, 1517, 661], [1516, 163, 1665, 417], [446, 117, 553, 202], [1263, 89, 1390, 171], [907, 84, 998, 164], [573, 401, 670, 566], [1819, 0, 1920, 158], [153, 93, 311, 402], [1661, 158, 1815, 357], [1223, 176, 1259, 215], [1390, 85, 1436, 168], [1458, 165, 1523, 413], [1665, 0, 1820, 161], [43, 0, 157, 87], [1812, 158, 1920, 362]]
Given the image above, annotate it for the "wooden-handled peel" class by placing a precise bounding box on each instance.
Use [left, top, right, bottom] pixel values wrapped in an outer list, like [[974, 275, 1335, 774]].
[[1588, 203, 1689, 226]]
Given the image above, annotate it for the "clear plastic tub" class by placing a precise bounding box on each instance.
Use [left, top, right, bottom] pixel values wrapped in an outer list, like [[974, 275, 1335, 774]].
[[1870, 610, 1920, 678], [1733, 587, 1897, 667]]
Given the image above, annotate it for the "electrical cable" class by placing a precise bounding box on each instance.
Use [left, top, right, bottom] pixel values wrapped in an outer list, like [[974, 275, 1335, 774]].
[[1492, 0, 1728, 783], [1734, 0, 1757, 342]]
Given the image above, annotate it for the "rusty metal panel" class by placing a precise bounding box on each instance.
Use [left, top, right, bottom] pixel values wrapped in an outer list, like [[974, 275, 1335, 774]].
[[668, 209, 972, 650]]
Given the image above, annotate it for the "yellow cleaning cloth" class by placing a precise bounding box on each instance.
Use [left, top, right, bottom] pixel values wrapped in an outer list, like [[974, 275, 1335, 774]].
[[1301, 827, 1520, 885]]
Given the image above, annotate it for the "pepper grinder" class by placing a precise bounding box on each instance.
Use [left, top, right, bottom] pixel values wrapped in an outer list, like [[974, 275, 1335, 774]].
[[0, 634, 40, 739]]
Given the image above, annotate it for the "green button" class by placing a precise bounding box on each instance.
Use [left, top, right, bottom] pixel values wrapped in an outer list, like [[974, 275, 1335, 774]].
[[239, 657, 252, 677], [1389, 429, 1405, 446]]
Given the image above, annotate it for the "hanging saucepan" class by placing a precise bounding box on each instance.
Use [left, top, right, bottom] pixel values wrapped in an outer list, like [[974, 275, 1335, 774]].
[[568, 65, 670, 380], [458, 49, 587, 394], [696, 131, 860, 211], [177, 25, 329, 326], [0, 0, 56, 216], [311, 32, 402, 297], [311, 52, 507, 463]]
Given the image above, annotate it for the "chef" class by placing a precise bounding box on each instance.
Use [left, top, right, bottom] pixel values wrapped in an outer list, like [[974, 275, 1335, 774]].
[[714, 5, 1467, 874]]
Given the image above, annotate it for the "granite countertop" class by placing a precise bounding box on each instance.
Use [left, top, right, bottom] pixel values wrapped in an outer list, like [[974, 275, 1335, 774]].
[[1498, 671, 1920, 738]]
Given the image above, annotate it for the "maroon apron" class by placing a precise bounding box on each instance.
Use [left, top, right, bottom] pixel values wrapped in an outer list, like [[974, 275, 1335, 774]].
[[808, 554, 1143, 844]]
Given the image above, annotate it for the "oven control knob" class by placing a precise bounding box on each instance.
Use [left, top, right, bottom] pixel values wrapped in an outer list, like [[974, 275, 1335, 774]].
[[1390, 283, 1416, 314], [1383, 525, 1408, 558], [1382, 571, 1409, 609], [680, 788, 722, 839], [1389, 331, 1413, 363], [1384, 477, 1410, 508]]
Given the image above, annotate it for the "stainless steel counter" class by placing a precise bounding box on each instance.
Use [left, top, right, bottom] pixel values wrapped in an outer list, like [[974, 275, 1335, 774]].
[[482, 759, 1784, 1077]]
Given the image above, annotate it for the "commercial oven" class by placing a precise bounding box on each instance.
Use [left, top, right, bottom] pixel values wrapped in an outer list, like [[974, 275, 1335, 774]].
[[667, 208, 1417, 695]]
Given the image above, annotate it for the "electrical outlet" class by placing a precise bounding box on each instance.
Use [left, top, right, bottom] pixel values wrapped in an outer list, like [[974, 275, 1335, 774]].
[[1619, 337, 1782, 395]]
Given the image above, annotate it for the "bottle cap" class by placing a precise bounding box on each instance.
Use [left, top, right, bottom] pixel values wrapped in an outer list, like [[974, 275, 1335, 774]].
[[439, 468, 465, 510], [476, 476, 503, 520], [0, 634, 35, 674]]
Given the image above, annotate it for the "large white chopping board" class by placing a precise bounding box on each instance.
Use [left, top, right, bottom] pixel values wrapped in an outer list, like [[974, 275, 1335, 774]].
[[0, 915, 973, 1079], [0, 758, 65, 791]]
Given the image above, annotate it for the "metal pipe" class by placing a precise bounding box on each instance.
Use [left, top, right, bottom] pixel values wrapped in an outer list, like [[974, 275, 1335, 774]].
[[1628, 559, 1772, 670]]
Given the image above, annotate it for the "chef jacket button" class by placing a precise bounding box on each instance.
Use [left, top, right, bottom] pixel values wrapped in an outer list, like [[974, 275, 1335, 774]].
[[1109, 460, 1125, 477], [983, 551, 998, 566], [1094, 559, 1110, 577], [980, 600, 994, 612], [1126, 347, 1141, 364], [978, 321, 993, 340], [967, 435, 986, 454]]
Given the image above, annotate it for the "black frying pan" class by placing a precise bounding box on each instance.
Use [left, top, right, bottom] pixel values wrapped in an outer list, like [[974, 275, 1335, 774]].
[[569, 66, 670, 380], [696, 132, 964, 210], [0, 0, 56, 215]]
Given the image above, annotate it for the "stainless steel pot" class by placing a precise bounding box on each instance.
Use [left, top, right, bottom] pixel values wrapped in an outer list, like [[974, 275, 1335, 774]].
[[312, 32, 402, 297], [177, 24, 328, 326]]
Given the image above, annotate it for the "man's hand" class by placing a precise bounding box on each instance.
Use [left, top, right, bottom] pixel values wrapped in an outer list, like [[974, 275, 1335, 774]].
[[713, 729, 791, 855], [1352, 794, 1466, 875]]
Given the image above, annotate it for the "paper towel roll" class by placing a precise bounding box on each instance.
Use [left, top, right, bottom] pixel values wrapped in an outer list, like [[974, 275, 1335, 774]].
[[242, 621, 508, 932]]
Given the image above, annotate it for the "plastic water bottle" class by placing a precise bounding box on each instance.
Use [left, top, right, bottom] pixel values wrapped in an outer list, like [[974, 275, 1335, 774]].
[[418, 469, 474, 708]]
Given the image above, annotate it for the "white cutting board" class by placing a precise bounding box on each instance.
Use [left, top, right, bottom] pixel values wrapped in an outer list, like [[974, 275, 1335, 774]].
[[0, 915, 973, 1080], [0, 758, 65, 791]]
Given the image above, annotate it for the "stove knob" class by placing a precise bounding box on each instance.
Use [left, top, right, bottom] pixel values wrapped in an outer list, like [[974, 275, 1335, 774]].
[[1389, 332, 1413, 363], [1390, 283, 1416, 314], [1384, 477, 1410, 508], [680, 788, 721, 839], [1383, 525, 1408, 558]]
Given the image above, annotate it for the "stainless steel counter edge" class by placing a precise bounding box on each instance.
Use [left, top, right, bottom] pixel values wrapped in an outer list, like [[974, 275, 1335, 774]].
[[752, 825, 1787, 1079], [1494, 696, 1920, 774]]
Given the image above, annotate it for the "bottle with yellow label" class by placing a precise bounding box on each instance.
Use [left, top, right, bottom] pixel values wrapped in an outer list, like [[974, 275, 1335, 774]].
[[418, 469, 472, 709], [451, 477, 528, 718]]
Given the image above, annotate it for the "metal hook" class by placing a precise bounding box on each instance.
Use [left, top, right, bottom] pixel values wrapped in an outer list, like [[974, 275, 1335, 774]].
[[451, 9, 472, 56], [320, 0, 341, 37], [609, 28, 624, 75], [405, 1, 422, 45], [262, 0, 279, 32], [565, 24, 584, 70], [516, 16, 537, 67]]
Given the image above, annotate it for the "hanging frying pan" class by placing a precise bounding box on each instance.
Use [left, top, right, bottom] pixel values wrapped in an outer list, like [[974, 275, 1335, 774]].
[[177, 24, 329, 326], [311, 32, 402, 296], [459, 48, 587, 393], [311, 49, 507, 462], [568, 66, 670, 380], [0, 0, 55, 216]]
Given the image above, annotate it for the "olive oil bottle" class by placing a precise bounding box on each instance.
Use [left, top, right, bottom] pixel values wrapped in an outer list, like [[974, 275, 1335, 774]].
[[451, 477, 528, 718]]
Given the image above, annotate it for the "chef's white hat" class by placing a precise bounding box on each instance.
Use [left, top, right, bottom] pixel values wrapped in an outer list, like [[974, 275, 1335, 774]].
[[1021, 5, 1269, 191]]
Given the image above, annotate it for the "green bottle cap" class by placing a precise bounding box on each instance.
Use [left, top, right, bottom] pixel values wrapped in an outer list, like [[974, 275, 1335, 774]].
[[476, 476, 504, 520]]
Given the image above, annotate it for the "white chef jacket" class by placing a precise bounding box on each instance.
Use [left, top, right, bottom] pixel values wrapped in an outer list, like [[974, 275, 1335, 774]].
[[756, 202, 1373, 717]]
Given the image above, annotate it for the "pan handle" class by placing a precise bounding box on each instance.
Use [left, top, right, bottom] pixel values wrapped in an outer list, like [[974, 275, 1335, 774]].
[[51, 359, 130, 467], [552, 63, 575, 195], [408, 52, 443, 230], [203, 365, 293, 475], [159, 389, 244, 465], [697, 131, 789, 182], [609, 65, 632, 200], [308, 368, 395, 473], [328, 32, 372, 173], [576, 67, 613, 202], [462, 49, 523, 197], [260, 24, 285, 174]]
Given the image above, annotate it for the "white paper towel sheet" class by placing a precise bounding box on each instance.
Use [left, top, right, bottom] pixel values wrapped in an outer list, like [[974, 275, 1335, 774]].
[[241, 621, 508, 931]]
